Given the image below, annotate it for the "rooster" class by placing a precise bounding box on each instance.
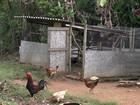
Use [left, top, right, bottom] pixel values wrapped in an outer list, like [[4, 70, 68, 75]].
[[25, 72, 47, 97], [84, 76, 99, 94], [45, 66, 59, 78], [52, 89, 68, 102]]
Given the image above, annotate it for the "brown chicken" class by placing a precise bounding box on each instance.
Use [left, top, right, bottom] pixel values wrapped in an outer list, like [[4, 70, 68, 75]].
[[84, 76, 99, 94], [45, 66, 59, 78]]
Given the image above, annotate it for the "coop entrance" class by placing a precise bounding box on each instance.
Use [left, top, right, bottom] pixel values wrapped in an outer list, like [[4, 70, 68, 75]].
[[48, 27, 69, 73]]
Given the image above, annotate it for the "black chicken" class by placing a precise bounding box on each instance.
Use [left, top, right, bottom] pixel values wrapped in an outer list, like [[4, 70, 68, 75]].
[[25, 72, 47, 97]]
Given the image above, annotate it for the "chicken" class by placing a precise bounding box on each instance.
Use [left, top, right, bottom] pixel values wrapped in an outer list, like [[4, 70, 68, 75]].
[[52, 89, 68, 102], [45, 66, 59, 78], [25, 72, 47, 97], [0, 80, 6, 91], [84, 76, 99, 94]]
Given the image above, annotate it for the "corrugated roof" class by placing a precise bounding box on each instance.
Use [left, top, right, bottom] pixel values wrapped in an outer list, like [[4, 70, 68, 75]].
[[14, 16, 71, 24], [14, 16, 130, 34]]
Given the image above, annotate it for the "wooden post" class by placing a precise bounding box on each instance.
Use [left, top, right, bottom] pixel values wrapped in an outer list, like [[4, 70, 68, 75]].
[[129, 27, 133, 51], [97, 42, 102, 51], [22, 18, 27, 40], [119, 35, 122, 51], [69, 23, 72, 73], [82, 24, 87, 79], [22, 18, 31, 41], [132, 28, 135, 51]]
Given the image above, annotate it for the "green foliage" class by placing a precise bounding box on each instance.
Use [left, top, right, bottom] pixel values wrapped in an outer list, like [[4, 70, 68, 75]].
[[37, 0, 73, 19], [113, 0, 140, 27], [0, 1, 22, 55], [75, 0, 91, 11], [97, 0, 107, 7], [74, 0, 100, 24], [0, 0, 140, 56]]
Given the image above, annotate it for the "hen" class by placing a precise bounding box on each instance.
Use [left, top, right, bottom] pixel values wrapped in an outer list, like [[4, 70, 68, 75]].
[[45, 66, 59, 78], [84, 76, 99, 94], [52, 89, 68, 102], [25, 72, 47, 97]]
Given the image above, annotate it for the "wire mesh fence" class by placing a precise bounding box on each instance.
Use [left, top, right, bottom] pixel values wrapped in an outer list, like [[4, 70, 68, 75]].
[[134, 28, 140, 49]]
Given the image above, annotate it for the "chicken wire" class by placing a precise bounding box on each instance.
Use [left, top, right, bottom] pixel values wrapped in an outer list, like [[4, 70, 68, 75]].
[[134, 28, 140, 49]]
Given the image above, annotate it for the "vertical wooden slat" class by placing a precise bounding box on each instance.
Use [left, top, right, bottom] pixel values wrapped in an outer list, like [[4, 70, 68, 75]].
[[69, 23, 72, 73], [22, 18, 27, 40], [47, 28, 51, 67], [132, 28, 135, 51], [119, 35, 122, 51], [129, 27, 133, 51], [82, 24, 87, 79], [66, 28, 69, 73]]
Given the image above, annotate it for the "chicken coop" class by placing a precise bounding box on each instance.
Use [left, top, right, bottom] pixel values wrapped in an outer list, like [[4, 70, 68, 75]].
[[15, 16, 140, 78]]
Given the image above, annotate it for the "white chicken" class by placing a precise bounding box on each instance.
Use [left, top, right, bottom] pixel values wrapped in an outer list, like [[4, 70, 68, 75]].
[[0, 80, 6, 91], [52, 89, 68, 102]]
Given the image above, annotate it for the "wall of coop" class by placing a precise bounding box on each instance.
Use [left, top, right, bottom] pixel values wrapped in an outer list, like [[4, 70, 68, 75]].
[[17, 15, 140, 78], [70, 23, 140, 78]]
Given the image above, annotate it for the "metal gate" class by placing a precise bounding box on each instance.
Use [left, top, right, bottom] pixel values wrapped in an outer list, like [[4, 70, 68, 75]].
[[48, 27, 69, 72]]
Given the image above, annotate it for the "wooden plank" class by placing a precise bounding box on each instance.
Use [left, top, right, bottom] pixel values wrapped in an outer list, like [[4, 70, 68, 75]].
[[119, 35, 123, 51], [112, 35, 121, 50], [66, 27, 69, 73], [53, 22, 62, 27], [47, 29, 51, 67], [69, 23, 72, 73], [71, 31, 82, 54], [82, 24, 87, 79], [132, 28, 135, 51], [48, 27, 69, 31], [48, 48, 68, 51], [66, 23, 130, 34], [30, 32, 47, 35], [118, 80, 138, 87], [129, 27, 133, 51]]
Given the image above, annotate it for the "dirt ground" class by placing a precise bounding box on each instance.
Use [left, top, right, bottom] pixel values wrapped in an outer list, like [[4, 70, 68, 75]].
[[12, 78, 140, 105]]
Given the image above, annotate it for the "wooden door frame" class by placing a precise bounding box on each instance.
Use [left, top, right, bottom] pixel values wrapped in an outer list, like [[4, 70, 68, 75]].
[[47, 27, 70, 72]]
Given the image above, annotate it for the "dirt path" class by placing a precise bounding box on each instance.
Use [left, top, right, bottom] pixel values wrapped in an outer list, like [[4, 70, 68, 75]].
[[48, 78, 140, 105], [12, 78, 140, 105]]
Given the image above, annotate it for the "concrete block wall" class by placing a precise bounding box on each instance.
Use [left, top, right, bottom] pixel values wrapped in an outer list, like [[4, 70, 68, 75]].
[[19, 41, 48, 67], [84, 50, 140, 78]]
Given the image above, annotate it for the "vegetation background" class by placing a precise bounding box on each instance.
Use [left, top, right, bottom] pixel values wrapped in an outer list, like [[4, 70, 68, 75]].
[[0, 0, 140, 55]]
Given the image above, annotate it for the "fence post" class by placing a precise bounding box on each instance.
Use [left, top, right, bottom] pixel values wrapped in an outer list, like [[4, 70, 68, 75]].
[[82, 24, 87, 79], [119, 35, 123, 51], [22, 18, 27, 40], [129, 27, 133, 51], [68, 23, 72, 73], [132, 28, 135, 51]]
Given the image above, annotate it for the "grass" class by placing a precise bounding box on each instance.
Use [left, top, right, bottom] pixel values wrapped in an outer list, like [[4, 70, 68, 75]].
[[0, 60, 118, 105], [0, 61, 46, 81]]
